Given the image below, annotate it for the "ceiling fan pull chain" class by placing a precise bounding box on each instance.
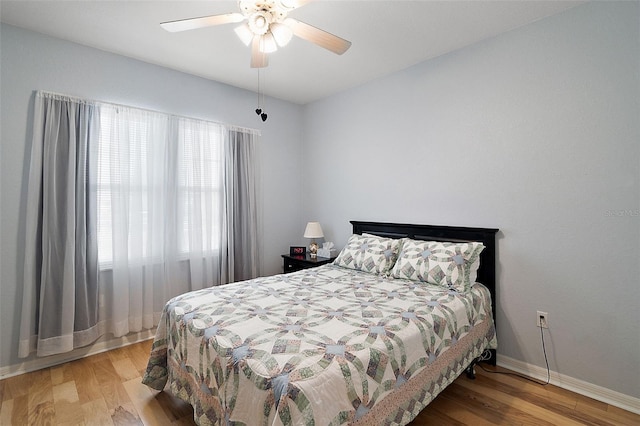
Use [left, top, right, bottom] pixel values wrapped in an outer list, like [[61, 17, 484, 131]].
[[255, 68, 268, 122], [255, 68, 262, 116]]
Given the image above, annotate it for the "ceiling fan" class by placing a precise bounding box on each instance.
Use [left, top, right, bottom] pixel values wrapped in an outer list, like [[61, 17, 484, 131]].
[[161, 0, 352, 68]]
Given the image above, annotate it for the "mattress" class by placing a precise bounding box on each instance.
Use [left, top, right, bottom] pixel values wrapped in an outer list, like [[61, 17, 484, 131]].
[[143, 264, 497, 425]]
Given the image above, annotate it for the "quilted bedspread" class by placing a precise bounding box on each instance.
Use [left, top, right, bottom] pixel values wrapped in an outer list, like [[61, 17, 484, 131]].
[[142, 264, 497, 425]]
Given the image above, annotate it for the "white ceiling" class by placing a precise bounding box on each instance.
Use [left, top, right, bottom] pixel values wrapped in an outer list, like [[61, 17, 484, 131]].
[[0, 0, 585, 104]]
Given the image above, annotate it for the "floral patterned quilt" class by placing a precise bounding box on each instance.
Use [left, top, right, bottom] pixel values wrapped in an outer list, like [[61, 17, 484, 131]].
[[142, 264, 497, 425]]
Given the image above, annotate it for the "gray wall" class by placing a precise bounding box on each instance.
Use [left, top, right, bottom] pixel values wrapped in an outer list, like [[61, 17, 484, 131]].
[[302, 2, 639, 398], [0, 24, 304, 370]]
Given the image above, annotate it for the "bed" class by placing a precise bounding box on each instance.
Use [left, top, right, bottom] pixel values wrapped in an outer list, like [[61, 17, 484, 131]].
[[143, 221, 499, 425]]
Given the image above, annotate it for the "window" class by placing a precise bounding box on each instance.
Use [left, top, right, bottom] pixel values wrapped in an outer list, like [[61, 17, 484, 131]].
[[96, 107, 224, 267], [176, 118, 223, 257]]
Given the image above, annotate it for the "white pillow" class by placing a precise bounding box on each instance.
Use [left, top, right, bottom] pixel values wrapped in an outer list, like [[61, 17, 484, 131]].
[[391, 239, 484, 292], [333, 234, 401, 275]]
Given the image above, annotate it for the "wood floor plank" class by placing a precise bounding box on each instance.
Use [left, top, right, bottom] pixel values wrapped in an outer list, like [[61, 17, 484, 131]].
[[0, 399, 14, 425], [455, 375, 592, 426], [0, 340, 638, 425], [2, 372, 31, 401], [575, 399, 640, 426], [27, 400, 55, 426], [412, 405, 468, 425], [126, 340, 154, 375], [52, 381, 79, 405], [113, 358, 142, 382], [82, 398, 115, 426], [417, 392, 498, 425], [99, 378, 135, 415], [27, 368, 53, 408], [93, 356, 138, 416], [93, 356, 124, 386], [443, 381, 559, 426], [0, 376, 6, 402], [52, 380, 85, 424], [70, 356, 104, 404], [608, 404, 640, 423], [461, 371, 622, 426], [122, 377, 174, 425], [27, 368, 55, 425], [108, 347, 131, 363], [474, 366, 578, 410], [88, 350, 113, 366], [110, 403, 144, 425], [10, 394, 30, 425], [50, 361, 75, 387]]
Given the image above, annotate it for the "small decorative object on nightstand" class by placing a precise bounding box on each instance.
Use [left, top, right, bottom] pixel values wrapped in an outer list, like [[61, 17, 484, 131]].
[[282, 253, 336, 273], [303, 221, 324, 258]]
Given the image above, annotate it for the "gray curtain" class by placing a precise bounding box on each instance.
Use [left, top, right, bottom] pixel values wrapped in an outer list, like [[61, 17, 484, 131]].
[[19, 92, 262, 358], [224, 129, 262, 282], [19, 91, 100, 357]]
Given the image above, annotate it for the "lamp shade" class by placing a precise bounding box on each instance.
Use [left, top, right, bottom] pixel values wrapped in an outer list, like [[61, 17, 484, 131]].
[[303, 222, 324, 239]]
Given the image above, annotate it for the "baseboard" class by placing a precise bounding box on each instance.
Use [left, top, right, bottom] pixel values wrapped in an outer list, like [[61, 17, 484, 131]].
[[498, 354, 640, 415], [0, 329, 156, 380]]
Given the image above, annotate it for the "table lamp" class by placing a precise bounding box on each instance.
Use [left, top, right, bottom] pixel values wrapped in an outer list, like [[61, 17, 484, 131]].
[[303, 222, 324, 258]]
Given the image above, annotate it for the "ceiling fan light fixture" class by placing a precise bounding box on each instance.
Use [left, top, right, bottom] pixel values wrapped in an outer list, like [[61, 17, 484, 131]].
[[270, 22, 293, 46], [234, 23, 254, 46], [248, 11, 271, 35], [260, 32, 278, 53]]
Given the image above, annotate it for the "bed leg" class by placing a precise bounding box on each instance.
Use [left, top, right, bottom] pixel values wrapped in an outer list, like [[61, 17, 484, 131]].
[[465, 358, 478, 380], [465, 349, 493, 379]]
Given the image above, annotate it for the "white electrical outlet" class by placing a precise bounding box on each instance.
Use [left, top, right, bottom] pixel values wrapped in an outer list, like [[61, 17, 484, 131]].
[[537, 311, 549, 329]]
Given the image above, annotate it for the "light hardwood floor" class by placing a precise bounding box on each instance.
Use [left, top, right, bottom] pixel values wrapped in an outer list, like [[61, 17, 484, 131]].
[[1, 340, 637, 425]]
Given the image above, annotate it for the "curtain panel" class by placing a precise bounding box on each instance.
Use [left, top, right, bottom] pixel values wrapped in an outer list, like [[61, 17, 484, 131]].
[[224, 129, 262, 283], [19, 92, 100, 357], [19, 91, 261, 358]]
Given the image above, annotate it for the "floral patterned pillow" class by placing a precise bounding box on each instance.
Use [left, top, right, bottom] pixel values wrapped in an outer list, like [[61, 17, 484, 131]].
[[333, 234, 401, 275], [391, 239, 484, 292]]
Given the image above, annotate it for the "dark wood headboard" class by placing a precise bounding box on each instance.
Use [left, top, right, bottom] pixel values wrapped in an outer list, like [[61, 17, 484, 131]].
[[351, 221, 499, 363]]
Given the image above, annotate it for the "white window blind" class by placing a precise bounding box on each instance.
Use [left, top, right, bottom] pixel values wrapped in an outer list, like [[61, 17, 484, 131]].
[[176, 117, 223, 258], [96, 106, 224, 267]]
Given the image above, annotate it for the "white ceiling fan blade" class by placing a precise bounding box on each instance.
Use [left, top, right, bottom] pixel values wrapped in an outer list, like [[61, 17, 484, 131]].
[[251, 37, 269, 68], [286, 18, 351, 55], [161, 13, 244, 33]]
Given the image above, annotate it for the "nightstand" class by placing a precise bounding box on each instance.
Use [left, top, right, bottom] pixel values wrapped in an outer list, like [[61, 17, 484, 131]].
[[281, 254, 336, 273]]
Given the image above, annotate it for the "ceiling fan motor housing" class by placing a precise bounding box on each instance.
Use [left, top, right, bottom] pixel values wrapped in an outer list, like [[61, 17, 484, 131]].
[[240, 0, 289, 35]]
